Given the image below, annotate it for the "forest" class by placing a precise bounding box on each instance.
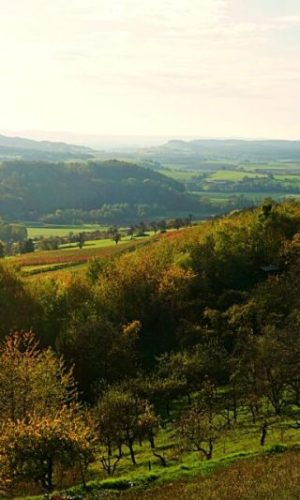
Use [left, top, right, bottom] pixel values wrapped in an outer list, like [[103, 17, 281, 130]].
[[0, 159, 212, 223], [2, 199, 300, 497]]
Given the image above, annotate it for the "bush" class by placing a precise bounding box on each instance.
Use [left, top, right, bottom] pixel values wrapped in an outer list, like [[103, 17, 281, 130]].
[[268, 444, 288, 454]]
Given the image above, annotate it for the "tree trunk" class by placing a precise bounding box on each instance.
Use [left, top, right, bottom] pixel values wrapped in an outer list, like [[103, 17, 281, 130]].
[[149, 432, 155, 449], [166, 401, 170, 418], [42, 457, 53, 492], [207, 439, 213, 460], [260, 421, 268, 446], [232, 389, 238, 423], [250, 405, 256, 424], [153, 451, 167, 467], [79, 461, 88, 489], [128, 441, 137, 465]]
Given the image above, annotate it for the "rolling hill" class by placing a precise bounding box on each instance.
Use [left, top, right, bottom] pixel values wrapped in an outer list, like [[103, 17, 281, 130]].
[[0, 159, 206, 223]]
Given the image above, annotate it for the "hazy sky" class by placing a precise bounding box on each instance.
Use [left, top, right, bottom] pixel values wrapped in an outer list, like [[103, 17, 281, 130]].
[[1, 0, 300, 140]]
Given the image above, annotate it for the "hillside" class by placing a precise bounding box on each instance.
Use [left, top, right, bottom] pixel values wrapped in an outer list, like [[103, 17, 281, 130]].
[[1, 201, 300, 497], [2, 201, 300, 497], [0, 159, 206, 222]]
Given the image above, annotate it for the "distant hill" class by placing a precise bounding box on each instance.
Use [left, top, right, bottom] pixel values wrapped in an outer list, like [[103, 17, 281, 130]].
[[0, 134, 95, 161], [141, 139, 300, 163], [0, 159, 207, 223]]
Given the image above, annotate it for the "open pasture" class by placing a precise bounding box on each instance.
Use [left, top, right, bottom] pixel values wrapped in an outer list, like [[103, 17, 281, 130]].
[[238, 162, 300, 172], [58, 235, 134, 250], [27, 224, 108, 238], [208, 169, 267, 182], [160, 168, 201, 181]]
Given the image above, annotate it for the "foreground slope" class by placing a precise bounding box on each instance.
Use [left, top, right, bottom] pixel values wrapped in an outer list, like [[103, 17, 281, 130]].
[[2, 201, 300, 497]]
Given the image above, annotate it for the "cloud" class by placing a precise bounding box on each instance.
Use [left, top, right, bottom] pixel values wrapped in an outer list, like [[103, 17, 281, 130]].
[[272, 15, 300, 28]]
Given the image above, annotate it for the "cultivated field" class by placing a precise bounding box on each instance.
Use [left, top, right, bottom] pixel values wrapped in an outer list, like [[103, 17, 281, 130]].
[[11, 233, 160, 279], [161, 161, 300, 207]]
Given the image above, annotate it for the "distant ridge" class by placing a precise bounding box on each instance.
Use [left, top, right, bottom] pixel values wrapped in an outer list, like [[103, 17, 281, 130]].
[[142, 139, 300, 162], [0, 134, 95, 160]]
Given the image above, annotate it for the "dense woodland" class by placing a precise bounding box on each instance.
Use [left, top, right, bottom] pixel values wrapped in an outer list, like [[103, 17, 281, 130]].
[[0, 160, 213, 223], [1, 200, 300, 495]]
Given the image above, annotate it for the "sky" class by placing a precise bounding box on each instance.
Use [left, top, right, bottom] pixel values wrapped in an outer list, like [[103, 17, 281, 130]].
[[1, 0, 300, 143]]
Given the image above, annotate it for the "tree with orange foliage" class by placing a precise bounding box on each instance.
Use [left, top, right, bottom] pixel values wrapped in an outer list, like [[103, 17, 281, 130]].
[[0, 331, 77, 422]]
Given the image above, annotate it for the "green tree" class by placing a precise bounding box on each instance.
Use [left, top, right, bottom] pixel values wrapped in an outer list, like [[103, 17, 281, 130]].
[[95, 387, 153, 466], [178, 383, 223, 460]]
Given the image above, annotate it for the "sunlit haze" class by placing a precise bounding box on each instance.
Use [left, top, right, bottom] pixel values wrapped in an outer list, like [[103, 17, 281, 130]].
[[1, 0, 300, 143]]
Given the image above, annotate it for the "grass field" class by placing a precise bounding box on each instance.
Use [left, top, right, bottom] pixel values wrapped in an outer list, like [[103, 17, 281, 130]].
[[208, 170, 267, 182], [159, 162, 300, 208], [59, 235, 134, 250], [27, 225, 108, 238], [238, 162, 300, 171], [160, 168, 201, 181]]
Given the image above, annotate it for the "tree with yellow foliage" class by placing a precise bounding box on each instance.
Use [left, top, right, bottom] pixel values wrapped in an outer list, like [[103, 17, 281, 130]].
[[0, 406, 94, 493], [0, 331, 77, 422]]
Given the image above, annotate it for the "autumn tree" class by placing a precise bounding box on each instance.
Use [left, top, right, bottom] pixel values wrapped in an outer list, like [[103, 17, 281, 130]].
[[0, 263, 36, 336], [0, 406, 94, 493], [0, 331, 77, 422]]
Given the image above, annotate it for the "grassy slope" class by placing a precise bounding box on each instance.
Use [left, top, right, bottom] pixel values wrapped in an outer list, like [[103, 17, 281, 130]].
[[121, 448, 300, 500], [51, 403, 300, 499]]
